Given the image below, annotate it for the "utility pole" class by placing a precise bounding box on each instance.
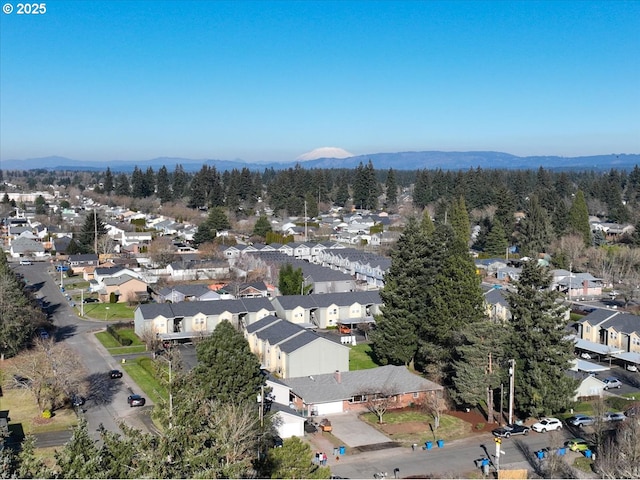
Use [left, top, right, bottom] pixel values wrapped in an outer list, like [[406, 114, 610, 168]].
[[500, 383, 504, 425], [487, 352, 494, 424], [93, 208, 98, 256], [508, 359, 516, 424]]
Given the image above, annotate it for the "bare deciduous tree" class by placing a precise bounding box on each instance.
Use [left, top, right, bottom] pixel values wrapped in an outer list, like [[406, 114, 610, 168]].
[[595, 416, 640, 479], [421, 391, 448, 431], [148, 236, 177, 268], [362, 387, 398, 424], [8, 340, 86, 411]]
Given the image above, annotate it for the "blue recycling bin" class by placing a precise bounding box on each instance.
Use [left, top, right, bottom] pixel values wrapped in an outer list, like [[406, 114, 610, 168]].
[[339, 445, 345, 455], [425, 441, 432, 450], [536, 450, 544, 460], [584, 449, 592, 459], [557, 448, 566, 456], [437, 439, 444, 448]]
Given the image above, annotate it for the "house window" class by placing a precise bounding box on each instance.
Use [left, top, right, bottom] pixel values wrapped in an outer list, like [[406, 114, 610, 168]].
[[349, 395, 367, 403], [277, 351, 281, 360], [586, 326, 591, 333], [412, 392, 419, 399]]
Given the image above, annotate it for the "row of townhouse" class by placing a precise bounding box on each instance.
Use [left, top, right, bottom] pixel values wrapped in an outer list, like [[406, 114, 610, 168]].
[[576, 309, 640, 368], [242, 251, 357, 294], [134, 291, 383, 340], [221, 241, 348, 264], [134, 297, 275, 340], [316, 247, 390, 288], [273, 291, 382, 329]]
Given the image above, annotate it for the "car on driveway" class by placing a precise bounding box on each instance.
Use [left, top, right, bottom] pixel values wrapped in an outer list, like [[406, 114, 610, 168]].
[[83, 298, 99, 303], [56, 265, 70, 272], [109, 369, 123, 379], [565, 438, 590, 452], [566, 414, 595, 427], [127, 394, 146, 407], [603, 412, 626, 422], [532, 417, 563, 433], [603, 377, 622, 390], [492, 423, 530, 438]]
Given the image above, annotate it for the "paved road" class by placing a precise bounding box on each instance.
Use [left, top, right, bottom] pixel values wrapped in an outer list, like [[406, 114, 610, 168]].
[[328, 429, 588, 479], [15, 262, 154, 441]]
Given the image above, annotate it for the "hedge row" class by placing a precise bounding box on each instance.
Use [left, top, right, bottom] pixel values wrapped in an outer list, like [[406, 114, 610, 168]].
[[107, 325, 133, 346]]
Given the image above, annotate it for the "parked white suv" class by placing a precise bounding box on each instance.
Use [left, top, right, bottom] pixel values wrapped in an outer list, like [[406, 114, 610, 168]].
[[531, 417, 563, 433], [19, 259, 33, 265]]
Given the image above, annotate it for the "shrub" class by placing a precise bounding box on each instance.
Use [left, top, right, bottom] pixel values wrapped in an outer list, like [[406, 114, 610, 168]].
[[41, 409, 52, 419], [475, 422, 485, 430]]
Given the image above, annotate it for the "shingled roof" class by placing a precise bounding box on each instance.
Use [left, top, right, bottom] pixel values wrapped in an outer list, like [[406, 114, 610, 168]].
[[283, 365, 443, 404]]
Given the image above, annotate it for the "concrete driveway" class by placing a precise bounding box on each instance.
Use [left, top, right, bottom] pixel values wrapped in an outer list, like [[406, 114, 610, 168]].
[[326, 412, 392, 447]]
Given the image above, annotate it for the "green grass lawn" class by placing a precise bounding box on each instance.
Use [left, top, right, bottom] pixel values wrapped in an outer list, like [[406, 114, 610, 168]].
[[349, 344, 380, 370], [122, 357, 167, 404], [361, 409, 470, 445], [1, 388, 77, 436], [95, 330, 147, 354], [80, 302, 135, 320]]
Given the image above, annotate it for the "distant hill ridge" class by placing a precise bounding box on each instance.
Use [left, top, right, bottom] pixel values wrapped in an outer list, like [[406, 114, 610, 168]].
[[2, 151, 638, 173]]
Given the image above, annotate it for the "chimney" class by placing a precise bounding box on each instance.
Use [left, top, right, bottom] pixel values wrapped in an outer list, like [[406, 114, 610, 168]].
[[334, 370, 341, 384]]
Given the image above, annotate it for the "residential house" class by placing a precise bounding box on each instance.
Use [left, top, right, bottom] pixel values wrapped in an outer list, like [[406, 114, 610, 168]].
[[166, 259, 230, 281], [9, 237, 46, 258], [283, 365, 444, 416], [552, 269, 603, 298], [134, 297, 275, 340], [155, 284, 221, 303], [484, 288, 511, 323], [271, 292, 382, 329], [98, 274, 148, 303], [496, 266, 522, 282], [68, 253, 99, 274], [566, 370, 606, 401], [244, 316, 349, 378]]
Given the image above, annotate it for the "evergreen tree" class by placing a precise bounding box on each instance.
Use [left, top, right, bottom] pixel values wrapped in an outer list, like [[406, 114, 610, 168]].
[[76, 211, 109, 253], [450, 196, 471, 246], [385, 168, 398, 206], [53, 419, 103, 478], [130, 166, 146, 198], [253, 215, 273, 238], [504, 261, 578, 417], [266, 436, 330, 479], [516, 195, 553, 257], [34, 195, 47, 215], [156, 165, 172, 203], [450, 320, 510, 417], [417, 224, 485, 373], [484, 220, 509, 257], [192, 207, 231, 246], [278, 263, 305, 296], [103, 167, 114, 195], [114, 173, 131, 196], [568, 189, 592, 247], [352, 160, 378, 210], [334, 175, 350, 207], [191, 320, 263, 404], [172, 164, 188, 200], [372, 218, 430, 366]]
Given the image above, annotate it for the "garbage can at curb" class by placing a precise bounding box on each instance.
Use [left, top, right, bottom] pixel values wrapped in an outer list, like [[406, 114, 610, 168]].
[[437, 439, 444, 448], [333, 447, 339, 456], [425, 441, 432, 450], [339, 446, 345, 455]]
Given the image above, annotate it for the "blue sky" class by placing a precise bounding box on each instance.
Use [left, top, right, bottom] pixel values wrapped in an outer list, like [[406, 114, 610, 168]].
[[1, 0, 639, 163]]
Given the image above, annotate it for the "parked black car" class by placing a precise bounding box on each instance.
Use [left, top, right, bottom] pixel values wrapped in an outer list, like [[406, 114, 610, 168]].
[[492, 423, 530, 438], [72, 395, 86, 407], [83, 298, 99, 303], [127, 394, 146, 407], [109, 369, 123, 379]]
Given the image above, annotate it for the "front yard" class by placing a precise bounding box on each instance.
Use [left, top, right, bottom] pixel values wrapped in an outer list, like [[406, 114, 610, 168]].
[[0, 388, 77, 437], [360, 408, 482, 445]]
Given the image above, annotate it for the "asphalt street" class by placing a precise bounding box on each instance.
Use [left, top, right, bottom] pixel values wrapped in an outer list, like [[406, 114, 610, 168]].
[[15, 261, 155, 441]]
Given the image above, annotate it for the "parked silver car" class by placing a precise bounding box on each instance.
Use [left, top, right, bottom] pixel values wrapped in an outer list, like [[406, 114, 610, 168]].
[[603, 377, 622, 390]]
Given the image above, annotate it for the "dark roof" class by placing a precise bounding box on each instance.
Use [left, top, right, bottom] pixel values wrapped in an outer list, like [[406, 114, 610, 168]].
[[602, 312, 640, 335], [69, 253, 99, 262], [137, 297, 275, 320], [484, 288, 509, 305], [246, 315, 281, 334], [275, 292, 382, 310], [279, 331, 322, 353], [579, 308, 619, 326], [158, 284, 211, 297], [254, 319, 306, 345]]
